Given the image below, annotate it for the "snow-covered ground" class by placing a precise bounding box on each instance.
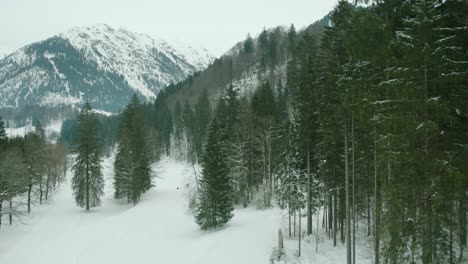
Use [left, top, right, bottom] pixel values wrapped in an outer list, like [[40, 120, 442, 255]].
[[5, 123, 35, 138], [276, 212, 374, 264], [5, 119, 63, 142], [0, 154, 374, 264], [0, 155, 283, 264]]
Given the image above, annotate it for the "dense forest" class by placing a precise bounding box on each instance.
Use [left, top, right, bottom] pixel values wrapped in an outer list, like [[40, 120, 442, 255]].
[[141, 0, 467, 263]]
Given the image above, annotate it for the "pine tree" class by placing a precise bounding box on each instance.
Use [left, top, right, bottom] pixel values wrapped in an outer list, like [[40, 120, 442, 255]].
[[243, 34, 254, 55], [0, 116, 7, 150], [72, 102, 104, 211], [114, 95, 152, 204], [193, 89, 212, 162], [195, 115, 234, 230], [182, 101, 196, 163]]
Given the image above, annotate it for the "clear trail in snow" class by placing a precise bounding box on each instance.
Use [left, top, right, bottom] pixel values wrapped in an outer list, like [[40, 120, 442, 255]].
[[0, 156, 282, 264]]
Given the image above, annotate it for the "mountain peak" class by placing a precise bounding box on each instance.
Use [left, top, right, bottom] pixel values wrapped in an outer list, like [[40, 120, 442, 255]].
[[0, 25, 214, 112]]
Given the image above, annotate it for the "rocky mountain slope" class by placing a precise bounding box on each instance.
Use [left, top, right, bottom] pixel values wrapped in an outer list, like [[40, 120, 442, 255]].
[[0, 24, 213, 112]]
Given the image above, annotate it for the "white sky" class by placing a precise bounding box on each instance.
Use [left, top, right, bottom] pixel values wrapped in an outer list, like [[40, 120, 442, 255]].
[[0, 0, 338, 57]]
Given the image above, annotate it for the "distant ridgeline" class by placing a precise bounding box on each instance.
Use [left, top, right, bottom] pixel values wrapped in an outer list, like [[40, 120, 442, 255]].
[[0, 24, 213, 141]]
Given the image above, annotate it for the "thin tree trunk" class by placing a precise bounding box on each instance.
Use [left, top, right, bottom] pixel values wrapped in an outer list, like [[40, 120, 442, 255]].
[[294, 209, 297, 237], [323, 202, 327, 229], [9, 197, 12, 225], [27, 177, 32, 214], [333, 150, 337, 247], [45, 173, 50, 201], [351, 112, 356, 264], [329, 191, 332, 239], [340, 189, 345, 243], [334, 184, 338, 246], [307, 145, 312, 235], [316, 201, 320, 252], [449, 200, 453, 264], [345, 118, 351, 264], [459, 192, 466, 262], [374, 135, 379, 264], [289, 206, 292, 238], [86, 160, 90, 211], [298, 207, 301, 257], [39, 175, 43, 204], [367, 193, 371, 237], [0, 199, 2, 228]]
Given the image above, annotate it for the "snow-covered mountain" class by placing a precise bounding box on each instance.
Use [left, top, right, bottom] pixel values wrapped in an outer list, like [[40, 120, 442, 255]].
[[0, 24, 214, 112]]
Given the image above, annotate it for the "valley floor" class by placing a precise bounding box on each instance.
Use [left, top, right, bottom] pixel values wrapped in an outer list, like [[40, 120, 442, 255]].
[[0, 155, 373, 264]]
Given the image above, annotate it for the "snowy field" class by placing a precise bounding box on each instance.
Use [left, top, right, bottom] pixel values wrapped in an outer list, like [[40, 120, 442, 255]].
[[0, 156, 282, 264], [0, 154, 374, 264]]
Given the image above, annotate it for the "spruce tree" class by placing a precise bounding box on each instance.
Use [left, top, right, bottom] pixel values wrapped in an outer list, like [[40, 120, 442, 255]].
[[195, 115, 234, 230], [72, 102, 104, 211], [0, 116, 7, 150], [193, 89, 212, 161], [114, 95, 152, 204]]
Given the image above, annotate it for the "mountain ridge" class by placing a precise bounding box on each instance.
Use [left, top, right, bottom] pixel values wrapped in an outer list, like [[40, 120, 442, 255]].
[[0, 24, 214, 112]]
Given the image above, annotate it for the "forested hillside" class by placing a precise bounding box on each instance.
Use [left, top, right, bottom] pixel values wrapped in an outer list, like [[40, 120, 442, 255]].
[[143, 1, 468, 263]]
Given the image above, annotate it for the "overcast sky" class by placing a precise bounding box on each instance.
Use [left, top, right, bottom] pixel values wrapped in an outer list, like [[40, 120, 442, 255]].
[[1, 0, 338, 57]]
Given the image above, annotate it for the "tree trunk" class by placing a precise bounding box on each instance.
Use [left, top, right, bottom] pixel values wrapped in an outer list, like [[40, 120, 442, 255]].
[[374, 135, 380, 264], [351, 113, 356, 264], [329, 192, 333, 239], [294, 209, 297, 237], [298, 207, 301, 257], [307, 145, 312, 235], [449, 200, 453, 264], [86, 160, 90, 211], [0, 199, 2, 228], [333, 151, 337, 247], [334, 186, 338, 247], [39, 175, 43, 204], [323, 202, 326, 229], [27, 178, 32, 213], [289, 206, 292, 238], [45, 173, 50, 201], [9, 197, 12, 225], [340, 189, 345, 243], [460, 192, 466, 262], [345, 119, 351, 264], [316, 201, 320, 252], [367, 193, 371, 237], [278, 229, 284, 249]]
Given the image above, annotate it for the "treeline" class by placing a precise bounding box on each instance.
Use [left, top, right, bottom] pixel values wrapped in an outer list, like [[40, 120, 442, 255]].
[[302, 1, 467, 263], [156, 18, 326, 114], [0, 117, 68, 227], [71, 97, 153, 210], [149, 0, 467, 263]]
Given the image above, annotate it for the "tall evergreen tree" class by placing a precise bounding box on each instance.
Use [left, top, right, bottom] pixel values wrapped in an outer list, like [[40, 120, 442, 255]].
[[72, 102, 104, 211], [193, 89, 212, 162], [114, 95, 152, 204], [195, 114, 234, 230]]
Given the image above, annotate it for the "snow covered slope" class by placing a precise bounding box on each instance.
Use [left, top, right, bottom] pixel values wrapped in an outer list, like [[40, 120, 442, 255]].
[[0, 156, 282, 264], [0, 24, 213, 112]]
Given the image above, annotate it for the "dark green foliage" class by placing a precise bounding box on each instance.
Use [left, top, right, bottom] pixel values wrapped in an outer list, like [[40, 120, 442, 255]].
[[71, 102, 104, 211], [0, 116, 7, 150], [155, 93, 173, 157], [193, 89, 212, 161], [114, 95, 152, 205], [243, 34, 254, 55], [99, 4, 467, 262], [195, 115, 234, 230]]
